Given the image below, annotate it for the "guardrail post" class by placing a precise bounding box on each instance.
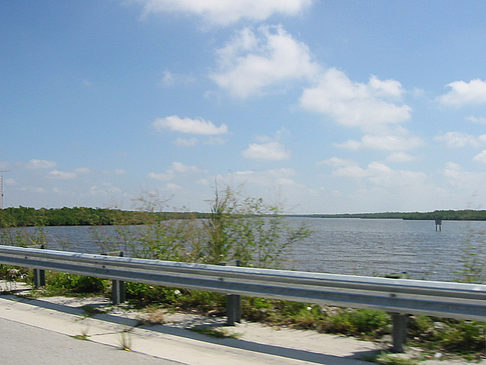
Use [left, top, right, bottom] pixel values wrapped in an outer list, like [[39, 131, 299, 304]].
[[226, 260, 242, 326], [111, 251, 125, 305], [33, 244, 46, 289], [391, 313, 408, 353]]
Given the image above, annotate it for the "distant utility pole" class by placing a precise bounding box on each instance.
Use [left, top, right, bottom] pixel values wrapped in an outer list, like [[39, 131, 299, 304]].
[[0, 170, 8, 209]]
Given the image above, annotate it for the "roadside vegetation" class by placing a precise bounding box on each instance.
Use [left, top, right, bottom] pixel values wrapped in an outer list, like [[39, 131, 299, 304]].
[[1, 186, 485, 361]]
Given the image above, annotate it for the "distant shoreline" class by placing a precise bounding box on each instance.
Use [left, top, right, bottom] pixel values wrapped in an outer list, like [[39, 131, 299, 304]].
[[1, 207, 486, 228], [288, 210, 486, 221]]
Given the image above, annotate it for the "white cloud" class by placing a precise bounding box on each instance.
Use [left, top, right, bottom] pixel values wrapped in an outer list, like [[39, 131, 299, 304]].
[[204, 136, 227, 145], [174, 137, 199, 147], [133, 0, 312, 26], [318, 157, 355, 167], [321, 158, 426, 188], [443, 162, 486, 197], [211, 25, 320, 98], [171, 161, 202, 173], [48, 170, 77, 180], [25, 159, 57, 169], [336, 133, 423, 151], [467, 115, 486, 124], [219, 168, 299, 187], [19, 186, 45, 193], [161, 70, 175, 86], [435, 132, 486, 148], [386, 152, 414, 163], [147, 171, 173, 182], [368, 75, 404, 98], [148, 162, 206, 181], [153, 115, 228, 135], [74, 167, 91, 174], [242, 140, 290, 161], [165, 183, 182, 190], [90, 183, 122, 195], [300, 68, 411, 131], [473, 150, 486, 163], [159, 70, 194, 87], [438, 79, 486, 106]]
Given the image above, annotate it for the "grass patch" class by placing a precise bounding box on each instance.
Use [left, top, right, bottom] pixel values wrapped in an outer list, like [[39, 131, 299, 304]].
[[190, 326, 240, 339], [71, 334, 89, 341], [374, 352, 418, 365]]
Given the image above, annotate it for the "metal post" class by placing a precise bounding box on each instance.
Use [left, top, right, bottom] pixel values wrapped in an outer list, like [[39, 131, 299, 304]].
[[226, 260, 242, 325], [33, 245, 46, 288], [111, 251, 125, 305], [391, 313, 408, 353]]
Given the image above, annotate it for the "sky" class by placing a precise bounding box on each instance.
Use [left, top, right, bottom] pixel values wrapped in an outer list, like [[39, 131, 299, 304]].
[[1, 0, 486, 214]]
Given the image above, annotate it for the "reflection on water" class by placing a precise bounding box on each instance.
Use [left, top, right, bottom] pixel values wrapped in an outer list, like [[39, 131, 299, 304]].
[[3, 218, 485, 281]]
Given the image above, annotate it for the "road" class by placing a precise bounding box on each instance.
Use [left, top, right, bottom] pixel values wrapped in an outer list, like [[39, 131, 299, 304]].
[[0, 317, 180, 365]]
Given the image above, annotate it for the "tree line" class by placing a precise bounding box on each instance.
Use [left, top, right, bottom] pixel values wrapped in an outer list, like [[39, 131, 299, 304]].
[[302, 209, 486, 221], [2, 206, 486, 228], [0, 206, 209, 228]]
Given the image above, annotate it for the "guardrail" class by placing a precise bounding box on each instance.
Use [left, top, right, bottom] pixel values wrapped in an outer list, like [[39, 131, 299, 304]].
[[1, 245, 485, 353]]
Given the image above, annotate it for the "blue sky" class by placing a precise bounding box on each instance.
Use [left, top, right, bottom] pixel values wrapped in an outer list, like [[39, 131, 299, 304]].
[[1, 0, 486, 213]]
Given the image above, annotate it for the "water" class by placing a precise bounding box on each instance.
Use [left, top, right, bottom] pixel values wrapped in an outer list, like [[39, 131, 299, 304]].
[[3, 218, 485, 282]]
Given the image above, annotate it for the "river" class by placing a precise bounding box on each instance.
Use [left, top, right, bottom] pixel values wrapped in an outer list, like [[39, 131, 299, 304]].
[[2, 218, 485, 282]]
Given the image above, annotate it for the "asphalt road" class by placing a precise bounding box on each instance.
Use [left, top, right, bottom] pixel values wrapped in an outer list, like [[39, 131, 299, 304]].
[[0, 317, 181, 365]]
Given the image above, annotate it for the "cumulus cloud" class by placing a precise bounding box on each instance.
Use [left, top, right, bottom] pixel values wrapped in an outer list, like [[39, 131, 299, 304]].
[[336, 133, 423, 151], [153, 116, 228, 135], [133, 0, 313, 26], [443, 162, 486, 198], [219, 168, 299, 187], [321, 158, 426, 188], [473, 150, 486, 163], [174, 137, 198, 147], [211, 25, 320, 98], [386, 152, 415, 163], [148, 161, 206, 181], [467, 115, 486, 124], [438, 79, 486, 106], [25, 159, 57, 169], [242, 141, 290, 161], [90, 183, 122, 195], [159, 70, 195, 87], [435, 131, 486, 148], [48, 170, 77, 180], [300, 68, 411, 131]]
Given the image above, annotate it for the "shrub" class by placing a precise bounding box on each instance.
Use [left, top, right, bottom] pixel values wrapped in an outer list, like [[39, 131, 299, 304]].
[[45, 272, 105, 294], [321, 309, 390, 337]]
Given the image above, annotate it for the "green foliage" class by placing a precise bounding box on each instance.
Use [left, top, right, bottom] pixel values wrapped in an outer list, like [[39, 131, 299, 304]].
[[204, 186, 312, 267], [408, 316, 486, 355], [0, 206, 210, 228], [455, 228, 486, 284], [319, 309, 390, 337], [307, 209, 486, 221], [45, 272, 106, 294], [374, 353, 418, 365]]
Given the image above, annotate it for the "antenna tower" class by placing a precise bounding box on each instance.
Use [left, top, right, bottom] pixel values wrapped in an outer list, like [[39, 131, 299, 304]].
[[0, 170, 8, 209]]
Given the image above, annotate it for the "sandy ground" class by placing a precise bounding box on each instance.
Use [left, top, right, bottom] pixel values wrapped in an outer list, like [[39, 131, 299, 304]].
[[0, 280, 484, 365]]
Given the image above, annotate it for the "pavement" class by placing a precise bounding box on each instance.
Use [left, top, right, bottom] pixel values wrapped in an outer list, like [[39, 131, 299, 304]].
[[0, 280, 481, 365]]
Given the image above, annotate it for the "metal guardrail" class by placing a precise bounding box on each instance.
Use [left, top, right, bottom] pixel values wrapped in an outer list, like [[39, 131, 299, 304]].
[[0, 245, 485, 352]]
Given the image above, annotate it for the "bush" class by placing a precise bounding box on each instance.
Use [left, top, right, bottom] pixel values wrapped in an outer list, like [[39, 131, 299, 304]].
[[45, 272, 106, 294], [321, 309, 390, 337]]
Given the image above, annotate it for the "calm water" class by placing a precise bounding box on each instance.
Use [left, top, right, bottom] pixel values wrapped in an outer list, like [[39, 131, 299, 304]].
[[3, 218, 486, 282]]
